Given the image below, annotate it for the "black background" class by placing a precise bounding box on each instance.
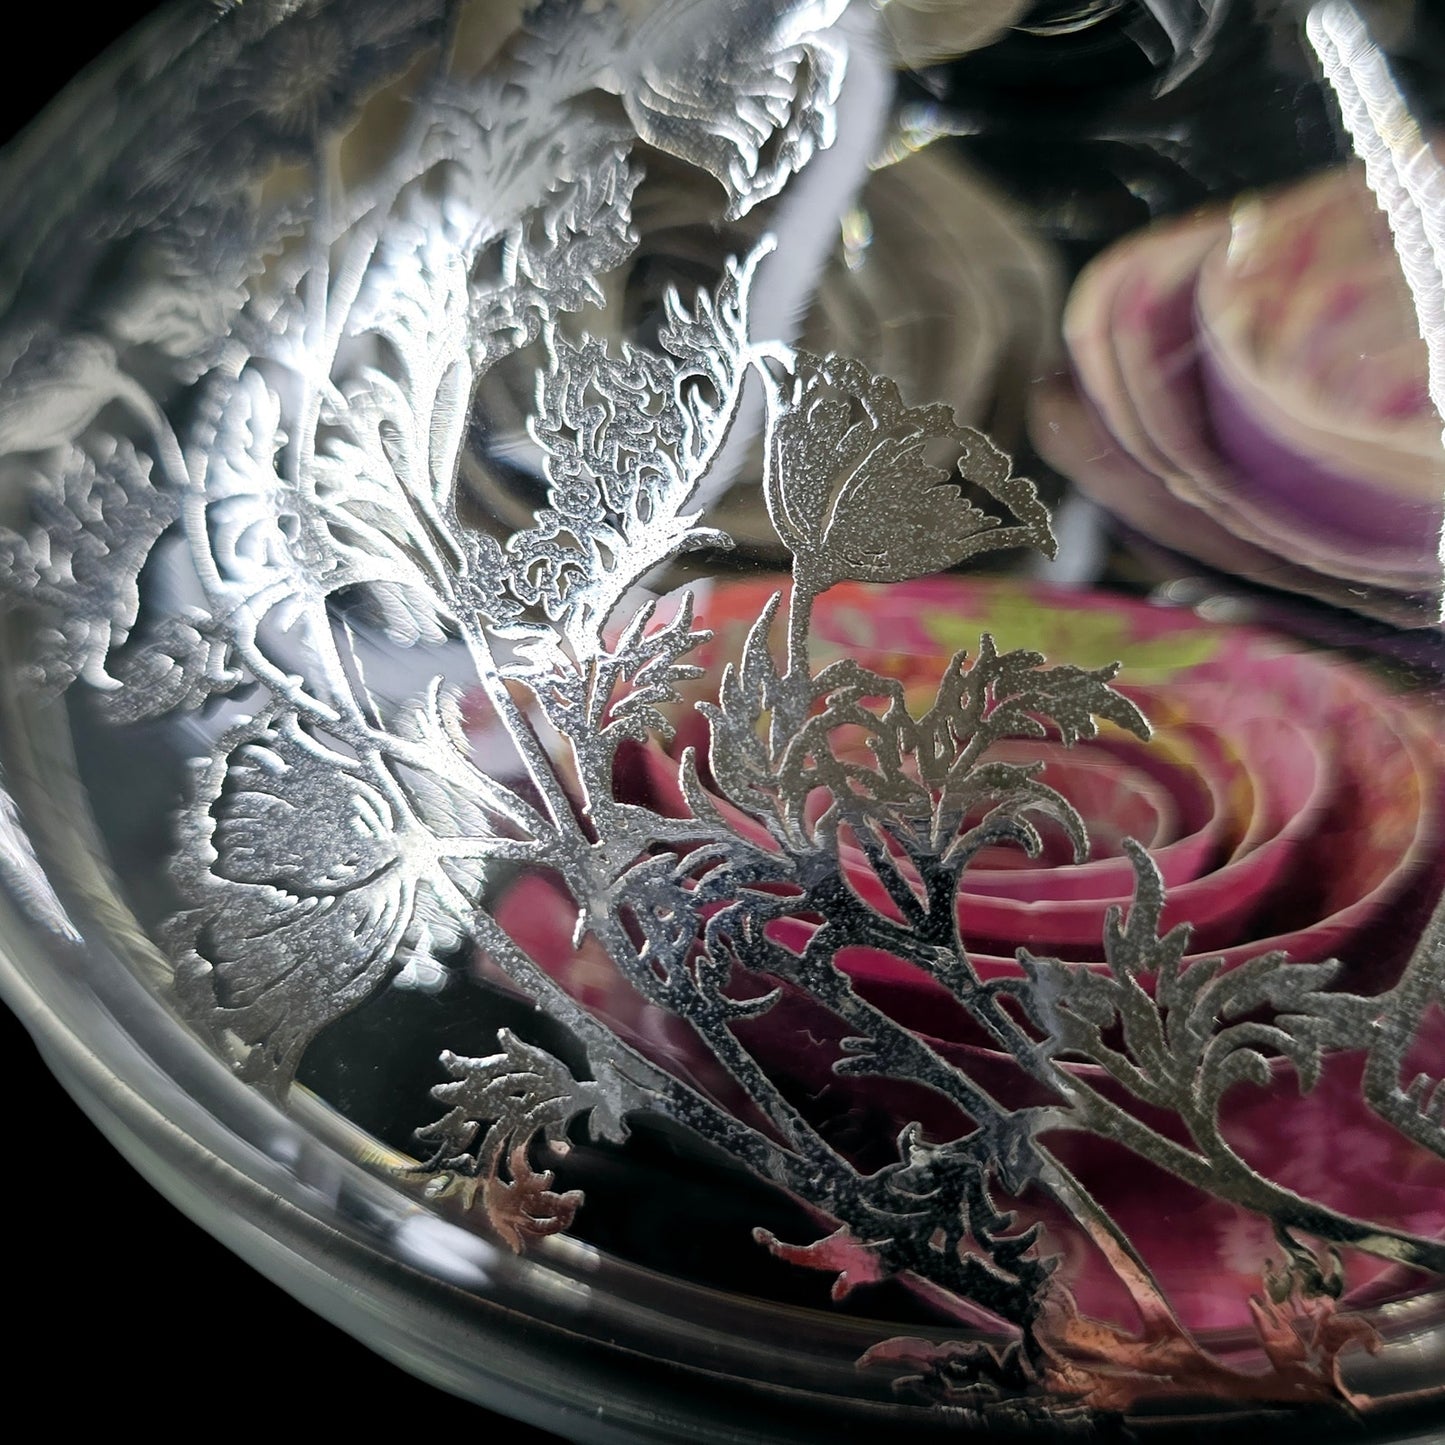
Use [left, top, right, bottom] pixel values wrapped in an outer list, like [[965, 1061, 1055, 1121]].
[[0, 4, 563, 1436]]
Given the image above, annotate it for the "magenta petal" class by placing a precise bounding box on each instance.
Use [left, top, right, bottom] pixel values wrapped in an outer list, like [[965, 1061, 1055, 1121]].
[[1198, 336, 1443, 551], [1053, 168, 1444, 593], [1029, 375, 1411, 614]]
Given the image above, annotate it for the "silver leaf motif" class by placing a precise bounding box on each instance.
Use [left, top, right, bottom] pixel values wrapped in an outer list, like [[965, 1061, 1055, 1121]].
[[0, 435, 177, 692], [760, 349, 1056, 593], [169, 704, 500, 1089], [622, 0, 849, 220]]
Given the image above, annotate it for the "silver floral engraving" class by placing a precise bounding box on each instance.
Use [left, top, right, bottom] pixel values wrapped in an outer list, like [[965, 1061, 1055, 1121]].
[[2, 0, 1445, 1426]]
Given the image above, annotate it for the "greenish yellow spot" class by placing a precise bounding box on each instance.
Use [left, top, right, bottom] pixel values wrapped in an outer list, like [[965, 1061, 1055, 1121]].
[[923, 594, 1221, 684]]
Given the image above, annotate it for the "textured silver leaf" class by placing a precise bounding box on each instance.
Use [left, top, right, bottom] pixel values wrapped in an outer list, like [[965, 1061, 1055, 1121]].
[[622, 0, 848, 220], [500, 250, 768, 657], [0, 436, 177, 692], [170, 706, 498, 1091], [99, 611, 242, 725], [760, 350, 1055, 593]]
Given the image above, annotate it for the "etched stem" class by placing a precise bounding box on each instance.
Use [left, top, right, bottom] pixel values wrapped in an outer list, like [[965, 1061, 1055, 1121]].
[[465, 906, 832, 1198], [785, 577, 815, 686], [455, 621, 585, 842], [587, 907, 850, 1174], [734, 899, 1178, 1326]]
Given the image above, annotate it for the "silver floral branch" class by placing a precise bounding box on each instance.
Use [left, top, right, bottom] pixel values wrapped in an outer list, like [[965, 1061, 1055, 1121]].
[[4, 0, 1445, 1421]]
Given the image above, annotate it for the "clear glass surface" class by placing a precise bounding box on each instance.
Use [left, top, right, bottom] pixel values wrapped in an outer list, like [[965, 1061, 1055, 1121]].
[[2, 2, 1445, 1438]]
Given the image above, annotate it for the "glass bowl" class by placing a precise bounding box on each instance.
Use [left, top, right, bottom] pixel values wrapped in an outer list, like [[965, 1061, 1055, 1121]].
[[3, 1, 1445, 1438]]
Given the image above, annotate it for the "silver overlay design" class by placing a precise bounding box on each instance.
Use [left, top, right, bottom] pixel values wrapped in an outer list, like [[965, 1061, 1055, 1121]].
[[2, 0, 1444, 1428]]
